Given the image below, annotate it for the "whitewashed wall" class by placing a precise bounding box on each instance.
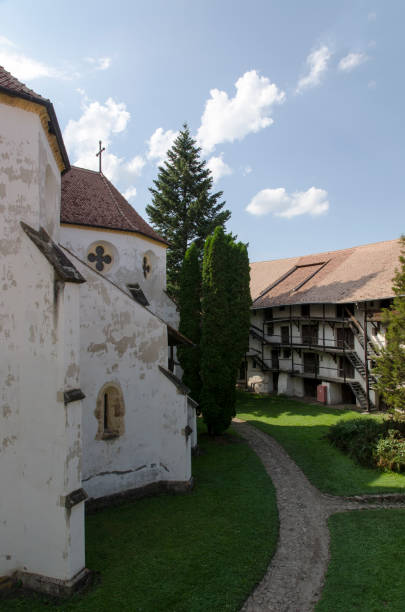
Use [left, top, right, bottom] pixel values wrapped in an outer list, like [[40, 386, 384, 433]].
[[0, 103, 85, 582], [60, 226, 178, 326], [63, 257, 192, 499]]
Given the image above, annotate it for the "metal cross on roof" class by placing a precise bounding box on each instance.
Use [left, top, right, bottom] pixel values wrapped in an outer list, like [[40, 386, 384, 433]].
[[96, 140, 106, 173]]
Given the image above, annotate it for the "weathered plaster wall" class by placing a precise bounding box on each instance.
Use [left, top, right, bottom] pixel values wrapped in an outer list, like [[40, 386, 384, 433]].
[[66, 257, 192, 499], [324, 381, 343, 405], [60, 225, 179, 326], [0, 103, 84, 582]]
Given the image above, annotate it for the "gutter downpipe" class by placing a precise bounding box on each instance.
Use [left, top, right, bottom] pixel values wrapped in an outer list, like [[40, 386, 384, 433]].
[[363, 303, 371, 412]]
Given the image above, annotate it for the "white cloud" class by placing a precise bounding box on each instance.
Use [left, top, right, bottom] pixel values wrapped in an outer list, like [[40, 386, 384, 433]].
[[338, 52, 368, 72], [123, 186, 137, 201], [246, 186, 329, 218], [243, 165, 252, 175], [125, 155, 146, 176], [197, 70, 285, 154], [63, 97, 130, 180], [206, 153, 232, 183], [296, 45, 332, 93], [0, 36, 16, 47], [85, 56, 112, 71], [0, 47, 62, 81], [147, 128, 178, 165], [0, 38, 112, 82], [0, 37, 80, 81]]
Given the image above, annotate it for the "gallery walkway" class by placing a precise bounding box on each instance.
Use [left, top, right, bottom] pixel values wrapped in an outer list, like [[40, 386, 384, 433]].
[[232, 419, 405, 612]]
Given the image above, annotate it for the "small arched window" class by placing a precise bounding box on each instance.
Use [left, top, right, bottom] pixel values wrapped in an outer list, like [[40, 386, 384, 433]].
[[95, 382, 125, 440], [142, 255, 151, 278]]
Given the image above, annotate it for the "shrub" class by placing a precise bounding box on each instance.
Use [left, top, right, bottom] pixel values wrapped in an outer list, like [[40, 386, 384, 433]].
[[327, 417, 405, 472], [375, 429, 405, 472], [326, 418, 383, 467]]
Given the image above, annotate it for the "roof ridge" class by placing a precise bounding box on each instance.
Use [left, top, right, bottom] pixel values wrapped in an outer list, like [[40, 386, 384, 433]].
[[100, 173, 138, 232], [71, 165, 101, 175], [251, 238, 400, 265], [251, 256, 299, 265]]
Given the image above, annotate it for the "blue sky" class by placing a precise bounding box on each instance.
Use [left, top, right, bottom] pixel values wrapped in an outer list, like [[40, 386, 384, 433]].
[[1, 0, 404, 261]]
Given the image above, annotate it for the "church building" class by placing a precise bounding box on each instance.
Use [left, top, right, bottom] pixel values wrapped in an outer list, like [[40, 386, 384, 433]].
[[0, 66, 196, 595]]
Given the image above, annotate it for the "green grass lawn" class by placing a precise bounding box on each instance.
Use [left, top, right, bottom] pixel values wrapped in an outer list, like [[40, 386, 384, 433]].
[[2, 425, 278, 612], [236, 392, 405, 495], [316, 509, 405, 612]]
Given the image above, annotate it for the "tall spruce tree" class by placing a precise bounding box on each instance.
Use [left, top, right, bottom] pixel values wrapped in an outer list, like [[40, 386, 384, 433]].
[[177, 242, 202, 403], [146, 124, 231, 296], [200, 227, 251, 435], [373, 235, 405, 411]]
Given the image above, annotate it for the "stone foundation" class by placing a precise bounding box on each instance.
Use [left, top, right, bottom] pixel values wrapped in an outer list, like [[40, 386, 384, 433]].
[[16, 567, 92, 598], [86, 477, 194, 513]]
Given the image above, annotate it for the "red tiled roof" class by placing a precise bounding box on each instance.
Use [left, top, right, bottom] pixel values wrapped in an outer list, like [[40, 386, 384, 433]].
[[61, 166, 168, 245], [0, 65, 47, 102], [251, 239, 402, 307]]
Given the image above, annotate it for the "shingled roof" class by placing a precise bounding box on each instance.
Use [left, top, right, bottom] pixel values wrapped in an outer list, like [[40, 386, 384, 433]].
[[61, 166, 168, 245], [251, 239, 402, 308], [0, 65, 70, 172], [0, 65, 47, 101]]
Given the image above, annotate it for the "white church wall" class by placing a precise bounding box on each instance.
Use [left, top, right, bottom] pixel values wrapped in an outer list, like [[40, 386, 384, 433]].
[[66, 258, 192, 500], [60, 225, 178, 325], [0, 102, 85, 584]]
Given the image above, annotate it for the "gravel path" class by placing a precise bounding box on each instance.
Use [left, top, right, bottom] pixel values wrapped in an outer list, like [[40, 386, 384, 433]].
[[232, 419, 405, 612]]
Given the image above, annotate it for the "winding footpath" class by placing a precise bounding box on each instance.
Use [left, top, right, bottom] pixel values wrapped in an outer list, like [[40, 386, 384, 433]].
[[232, 419, 405, 612]]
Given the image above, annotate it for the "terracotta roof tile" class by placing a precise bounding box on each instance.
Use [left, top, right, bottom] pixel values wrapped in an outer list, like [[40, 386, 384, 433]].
[[251, 239, 402, 307], [61, 166, 168, 245], [0, 65, 47, 101]]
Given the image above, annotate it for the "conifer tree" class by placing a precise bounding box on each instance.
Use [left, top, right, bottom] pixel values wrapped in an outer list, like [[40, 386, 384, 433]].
[[200, 227, 251, 434], [373, 235, 405, 411], [146, 124, 231, 296], [177, 242, 202, 403]]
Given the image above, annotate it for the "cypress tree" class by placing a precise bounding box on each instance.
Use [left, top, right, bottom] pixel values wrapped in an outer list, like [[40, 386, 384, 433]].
[[177, 242, 202, 403], [146, 124, 231, 297], [200, 227, 251, 434], [373, 236, 405, 411]]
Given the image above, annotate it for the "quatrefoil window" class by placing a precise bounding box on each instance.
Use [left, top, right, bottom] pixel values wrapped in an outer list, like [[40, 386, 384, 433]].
[[143, 255, 151, 278], [87, 244, 113, 272]]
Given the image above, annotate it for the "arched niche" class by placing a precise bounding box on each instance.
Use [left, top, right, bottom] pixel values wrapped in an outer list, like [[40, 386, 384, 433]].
[[95, 382, 125, 440]]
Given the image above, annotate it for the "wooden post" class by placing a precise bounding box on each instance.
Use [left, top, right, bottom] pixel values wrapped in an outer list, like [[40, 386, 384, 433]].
[[364, 303, 371, 412], [322, 303, 325, 349], [261, 311, 265, 369]]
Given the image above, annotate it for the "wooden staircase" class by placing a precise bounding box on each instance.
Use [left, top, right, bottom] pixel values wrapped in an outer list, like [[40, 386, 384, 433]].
[[345, 351, 377, 385], [349, 381, 375, 411]]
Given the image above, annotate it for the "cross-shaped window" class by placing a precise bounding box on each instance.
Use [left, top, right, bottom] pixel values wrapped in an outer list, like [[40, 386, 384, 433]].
[[88, 245, 112, 271]]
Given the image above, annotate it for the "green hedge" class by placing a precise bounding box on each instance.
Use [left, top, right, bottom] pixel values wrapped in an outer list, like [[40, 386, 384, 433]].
[[327, 417, 405, 472]]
